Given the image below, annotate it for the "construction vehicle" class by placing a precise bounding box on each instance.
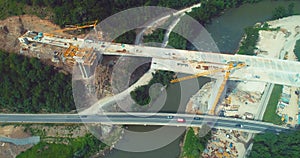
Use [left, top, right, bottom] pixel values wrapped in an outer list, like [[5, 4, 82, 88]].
[[47, 21, 98, 61], [171, 61, 246, 115], [64, 44, 79, 59], [44, 20, 98, 37], [225, 96, 231, 105]]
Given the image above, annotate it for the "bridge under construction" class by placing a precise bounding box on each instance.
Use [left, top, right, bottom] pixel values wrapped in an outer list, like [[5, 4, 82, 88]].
[[18, 30, 300, 86], [18, 27, 300, 115]]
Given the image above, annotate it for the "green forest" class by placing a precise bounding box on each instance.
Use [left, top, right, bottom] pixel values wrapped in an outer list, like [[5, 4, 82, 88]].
[[143, 29, 165, 44], [0, 50, 75, 113], [17, 134, 106, 158], [271, 3, 296, 20], [1, 0, 200, 26], [130, 70, 174, 105], [249, 130, 300, 158], [181, 127, 212, 158]]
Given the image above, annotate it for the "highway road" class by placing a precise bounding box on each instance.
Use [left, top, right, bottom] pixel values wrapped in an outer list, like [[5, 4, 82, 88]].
[[257, 83, 274, 120], [0, 113, 290, 133]]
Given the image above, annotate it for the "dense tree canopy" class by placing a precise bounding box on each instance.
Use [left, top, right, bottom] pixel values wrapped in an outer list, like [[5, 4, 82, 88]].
[[11, 0, 199, 27], [114, 30, 137, 44], [0, 50, 75, 113], [237, 26, 260, 55], [249, 130, 300, 158], [1, 0, 264, 27], [130, 70, 174, 106], [272, 3, 295, 20], [17, 134, 106, 158], [181, 127, 212, 158], [143, 29, 165, 44]]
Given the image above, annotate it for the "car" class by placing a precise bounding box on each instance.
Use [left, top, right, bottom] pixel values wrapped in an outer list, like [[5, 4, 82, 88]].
[[193, 117, 201, 120], [219, 110, 225, 117], [80, 115, 87, 118], [167, 115, 174, 119], [177, 118, 185, 123], [254, 75, 260, 79], [235, 124, 243, 128], [207, 122, 214, 126]]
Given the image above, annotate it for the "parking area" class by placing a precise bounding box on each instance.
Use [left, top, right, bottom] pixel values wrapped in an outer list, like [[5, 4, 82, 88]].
[[276, 86, 300, 127]]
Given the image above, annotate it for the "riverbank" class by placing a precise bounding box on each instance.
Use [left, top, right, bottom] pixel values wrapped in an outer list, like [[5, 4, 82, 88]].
[[256, 15, 300, 127]]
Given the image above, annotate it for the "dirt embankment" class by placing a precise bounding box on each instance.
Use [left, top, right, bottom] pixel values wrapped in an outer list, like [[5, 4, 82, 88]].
[[0, 125, 33, 158], [0, 15, 64, 53]]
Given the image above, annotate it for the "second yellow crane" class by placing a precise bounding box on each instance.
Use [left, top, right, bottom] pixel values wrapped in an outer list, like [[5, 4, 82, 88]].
[[171, 61, 246, 115]]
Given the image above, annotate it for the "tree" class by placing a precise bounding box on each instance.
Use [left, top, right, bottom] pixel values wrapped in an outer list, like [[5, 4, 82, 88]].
[[288, 3, 295, 15], [249, 131, 300, 158], [0, 50, 75, 113], [32, 0, 45, 6], [272, 6, 287, 20], [130, 70, 174, 106]]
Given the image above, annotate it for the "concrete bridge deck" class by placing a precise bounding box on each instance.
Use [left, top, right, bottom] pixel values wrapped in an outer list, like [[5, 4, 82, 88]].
[[19, 31, 300, 87]]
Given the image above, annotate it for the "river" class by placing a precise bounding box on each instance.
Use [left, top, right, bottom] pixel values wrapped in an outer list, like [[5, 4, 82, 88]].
[[207, 0, 300, 53], [105, 1, 300, 157]]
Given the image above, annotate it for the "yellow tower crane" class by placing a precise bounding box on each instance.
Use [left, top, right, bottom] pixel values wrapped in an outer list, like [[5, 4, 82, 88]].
[[170, 61, 246, 115], [53, 20, 98, 34], [43, 20, 98, 37], [209, 62, 246, 115], [170, 68, 225, 83]]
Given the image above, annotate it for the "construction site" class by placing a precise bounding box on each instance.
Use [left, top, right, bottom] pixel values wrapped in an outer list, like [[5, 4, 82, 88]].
[[18, 20, 101, 79], [276, 85, 300, 127], [17, 18, 300, 118], [16, 17, 250, 115], [0, 9, 297, 158], [16, 19, 123, 100]]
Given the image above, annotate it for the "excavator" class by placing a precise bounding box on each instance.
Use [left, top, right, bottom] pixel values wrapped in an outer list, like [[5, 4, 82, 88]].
[[170, 61, 246, 115], [64, 44, 79, 59]]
